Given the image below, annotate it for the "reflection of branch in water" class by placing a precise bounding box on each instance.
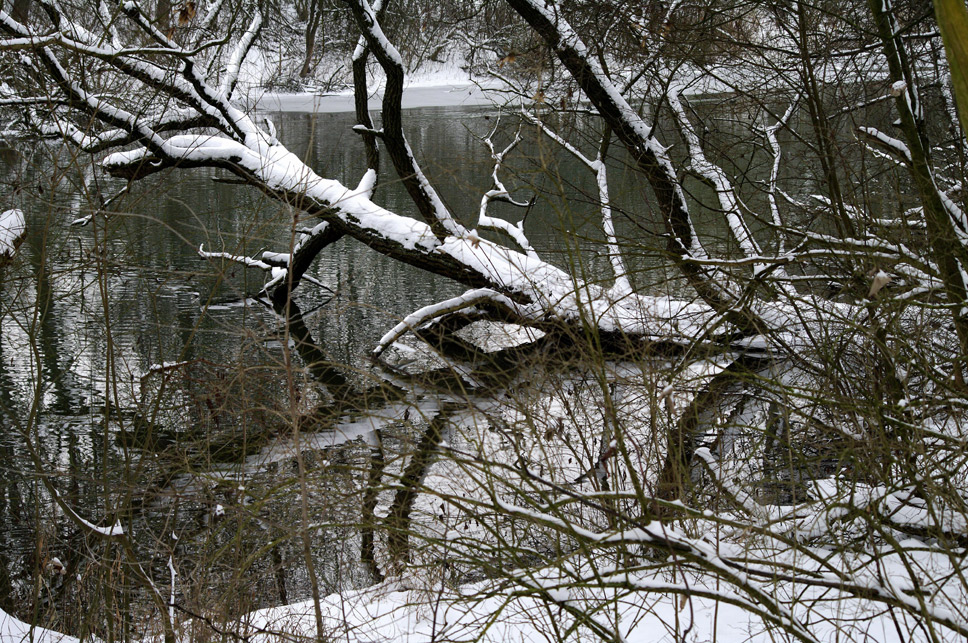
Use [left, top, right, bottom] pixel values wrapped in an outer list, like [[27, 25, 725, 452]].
[[0, 336, 20, 427], [384, 406, 460, 570], [279, 298, 393, 583], [276, 298, 357, 403], [361, 426, 385, 582], [304, 324, 570, 579], [275, 297, 407, 416], [656, 353, 774, 507], [34, 249, 88, 414]]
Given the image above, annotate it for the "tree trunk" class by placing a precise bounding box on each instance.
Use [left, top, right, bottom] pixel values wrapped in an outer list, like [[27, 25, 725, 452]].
[[155, 0, 170, 32], [300, 0, 320, 78], [868, 0, 968, 379], [10, 0, 29, 22]]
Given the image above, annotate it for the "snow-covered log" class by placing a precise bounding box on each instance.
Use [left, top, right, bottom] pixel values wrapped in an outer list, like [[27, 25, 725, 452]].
[[6, 1, 968, 642], [1, 0, 961, 365], [0, 0, 745, 352]]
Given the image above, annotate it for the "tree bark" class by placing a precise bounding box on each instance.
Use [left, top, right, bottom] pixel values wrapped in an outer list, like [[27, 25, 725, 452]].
[[155, 0, 170, 32], [504, 0, 762, 333], [299, 0, 320, 78], [868, 0, 968, 378], [10, 0, 29, 23]]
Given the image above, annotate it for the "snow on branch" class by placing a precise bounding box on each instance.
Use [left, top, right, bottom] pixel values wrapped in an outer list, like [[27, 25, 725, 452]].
[[523, 112, 631, 297], [857, 126, 913, 165], [196, 0, 226, 41], [198, 227, 334, 297], [221, 10, 263, 100], [0, 2, 271, 156], [492, 495, 822, 643], [791, 234, 939, 294], [669, 86, 762, 262], [373, 288, 529, 357], [763, 97, 799, 256], [463, 445, 968, 640], [476, 121, 537, 258], [199, 244, 277, 273], [1, 0, 794, 352], [859, 126, 968, 241], [116, 1, 267, 148], [197, 242, 289, 292], [507, 0, 756, 323], [345, 0, 465, 239]]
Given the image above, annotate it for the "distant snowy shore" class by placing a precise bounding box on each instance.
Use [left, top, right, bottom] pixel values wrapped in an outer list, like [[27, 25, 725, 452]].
[[250, 78, 504, 113], [236, 52, 506, 113]]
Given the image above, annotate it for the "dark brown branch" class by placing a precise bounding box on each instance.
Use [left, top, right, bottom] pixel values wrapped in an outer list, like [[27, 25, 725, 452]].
[[267, 222, 346, 304], [351, 1, 385, 175], [343, 0, 464, 239], [505, 0, 759, 332]]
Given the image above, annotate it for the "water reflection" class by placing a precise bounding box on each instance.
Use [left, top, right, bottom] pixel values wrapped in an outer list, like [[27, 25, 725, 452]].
[[0, 106, 585, 628], [0, 101, 787, 631]]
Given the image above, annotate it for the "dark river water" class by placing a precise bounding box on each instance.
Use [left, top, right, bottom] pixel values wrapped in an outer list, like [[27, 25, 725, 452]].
[[0, 95, 912, 636], [0, 104, 664, 634]]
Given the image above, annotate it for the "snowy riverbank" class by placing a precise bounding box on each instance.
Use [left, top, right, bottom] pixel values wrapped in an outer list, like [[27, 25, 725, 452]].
[[3, 42, 964, 643], [235, 53, 506, 114], [250, 78, 504, 114], [0, 566, 928, 643]]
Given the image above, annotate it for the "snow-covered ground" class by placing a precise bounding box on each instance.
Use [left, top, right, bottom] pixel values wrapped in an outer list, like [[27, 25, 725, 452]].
[[0, 609, 79, 643], [241, 574, 929, 643], [0, 551, 958, 643]]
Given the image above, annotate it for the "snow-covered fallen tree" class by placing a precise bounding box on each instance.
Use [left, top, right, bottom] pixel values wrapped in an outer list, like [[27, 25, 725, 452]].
[[0, 0, 961, 360], [3, 0, 968, 641]]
